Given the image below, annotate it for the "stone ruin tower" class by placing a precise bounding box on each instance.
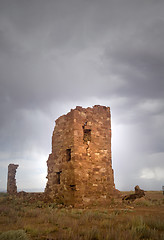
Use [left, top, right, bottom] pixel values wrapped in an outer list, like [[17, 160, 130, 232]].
[[45, 105, 116, 205], [7, 164, 19, 195]]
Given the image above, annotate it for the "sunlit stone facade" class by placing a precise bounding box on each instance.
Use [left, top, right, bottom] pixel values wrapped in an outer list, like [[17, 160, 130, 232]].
[[45, 105, 116, 206]]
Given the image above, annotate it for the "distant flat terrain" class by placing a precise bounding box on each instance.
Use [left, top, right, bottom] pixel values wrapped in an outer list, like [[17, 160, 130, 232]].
[[0, 191, 163, 240]]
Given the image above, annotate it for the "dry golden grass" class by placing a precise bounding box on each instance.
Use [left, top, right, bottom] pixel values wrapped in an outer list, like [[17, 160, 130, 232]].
[[0, 191, 163, 240]]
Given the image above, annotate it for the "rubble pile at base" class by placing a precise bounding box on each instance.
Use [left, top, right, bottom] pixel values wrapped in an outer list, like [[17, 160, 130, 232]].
[[122, 185, 145, 202]]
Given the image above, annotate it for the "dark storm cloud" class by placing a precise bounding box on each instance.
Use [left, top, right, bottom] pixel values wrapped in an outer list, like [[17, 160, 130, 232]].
[[0, 0, 164, 191]]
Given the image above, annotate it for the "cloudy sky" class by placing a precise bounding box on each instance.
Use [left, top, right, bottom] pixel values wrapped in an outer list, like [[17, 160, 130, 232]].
[[0, 0, 164, 192]]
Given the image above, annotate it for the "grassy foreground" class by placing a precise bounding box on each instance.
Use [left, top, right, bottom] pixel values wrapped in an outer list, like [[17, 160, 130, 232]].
[[0, 191, 163, 240]]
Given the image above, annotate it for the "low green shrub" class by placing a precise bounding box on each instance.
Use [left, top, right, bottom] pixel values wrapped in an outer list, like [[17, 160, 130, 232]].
[[135, 200, 152, 207], [0, 192, 8, 197], [0, 229, 29, 240], [145, 217, 164, 231]]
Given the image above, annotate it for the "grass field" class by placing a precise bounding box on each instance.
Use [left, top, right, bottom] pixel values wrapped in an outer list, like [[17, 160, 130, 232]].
[[0, 191, 163, 240]]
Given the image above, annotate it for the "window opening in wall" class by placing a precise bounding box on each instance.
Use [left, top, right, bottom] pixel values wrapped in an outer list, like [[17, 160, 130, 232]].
[[56, 171, 62, 184], [83, 129, 91, 143], [66, 149, 71, 161], [70, 184, 76, 191]]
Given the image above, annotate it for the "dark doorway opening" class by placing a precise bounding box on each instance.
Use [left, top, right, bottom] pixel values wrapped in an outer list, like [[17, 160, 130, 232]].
[[56, 171, 62, 184], [66, 149, 71, 162]]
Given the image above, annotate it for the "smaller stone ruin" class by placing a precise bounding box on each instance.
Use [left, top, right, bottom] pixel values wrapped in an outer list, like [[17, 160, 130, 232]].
[[7, 164, 19, 195], [122, 185, 145, 202]]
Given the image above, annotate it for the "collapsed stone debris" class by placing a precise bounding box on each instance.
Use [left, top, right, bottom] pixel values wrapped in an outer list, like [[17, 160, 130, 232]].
[[45, 105, 118, 206], [7, 164, 19, 195], [122, 185, 145, 202]]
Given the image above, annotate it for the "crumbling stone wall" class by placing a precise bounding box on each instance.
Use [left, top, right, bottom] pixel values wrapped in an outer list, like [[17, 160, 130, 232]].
[[7, 164, 19, 195], [122, 185, 145, 202], [45, 105, 116, 205]]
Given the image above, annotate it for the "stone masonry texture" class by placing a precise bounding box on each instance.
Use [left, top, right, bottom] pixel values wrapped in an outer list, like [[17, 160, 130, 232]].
[[45, 105, 116, 206], [7, 164, 19, 195]]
